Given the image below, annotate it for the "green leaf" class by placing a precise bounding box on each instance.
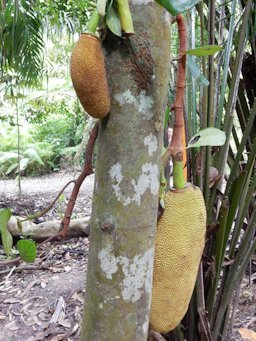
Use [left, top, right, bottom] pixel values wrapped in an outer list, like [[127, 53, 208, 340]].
[[0, 208, 13, 257], [17, 240, 37, 263], [185, 45, 223, 57], [106, 6, 122, 37], [187, 128, 226, 148], [187, 55, 210, 87], [155, 0, 201, 15]]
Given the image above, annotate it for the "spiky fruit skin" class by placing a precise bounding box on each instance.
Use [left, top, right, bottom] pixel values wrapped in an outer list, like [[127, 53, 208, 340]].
[[70, 33, 110, 119], [150, 185, 206, 334]]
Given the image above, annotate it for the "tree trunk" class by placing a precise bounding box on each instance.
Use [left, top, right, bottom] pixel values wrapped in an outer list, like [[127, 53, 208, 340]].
[[81, 2, 170, 340]]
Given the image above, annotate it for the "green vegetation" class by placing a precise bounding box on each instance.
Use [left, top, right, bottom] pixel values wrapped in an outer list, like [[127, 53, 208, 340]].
[[0, 87, 86, 177]]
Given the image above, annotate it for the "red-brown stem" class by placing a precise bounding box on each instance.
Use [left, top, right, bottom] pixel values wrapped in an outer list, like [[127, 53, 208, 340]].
[[20, 180, 75, 223], [40, 122, 99, 244], [60, 122, 99, 239], [169, 14, 186, 158]]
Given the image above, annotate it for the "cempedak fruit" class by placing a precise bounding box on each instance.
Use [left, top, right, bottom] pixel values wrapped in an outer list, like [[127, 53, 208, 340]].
[[150, 184, 206, 333], [70, 33, 110, 119]]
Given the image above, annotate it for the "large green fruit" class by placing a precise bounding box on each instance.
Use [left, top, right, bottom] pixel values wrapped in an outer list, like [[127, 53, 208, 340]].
[[150, 184, 206, 333]]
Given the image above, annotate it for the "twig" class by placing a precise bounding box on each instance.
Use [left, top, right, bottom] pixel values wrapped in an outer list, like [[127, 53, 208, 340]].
[[0, 264, 51, 275], [19, 180, 75, 223], [40, 122, 99, 244], [0, 257, 21, 267]]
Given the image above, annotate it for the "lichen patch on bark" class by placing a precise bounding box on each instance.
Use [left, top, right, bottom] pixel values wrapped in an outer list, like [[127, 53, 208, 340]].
[[143, 133, 158, 156], [119, 248, 154, 302], [98, 245, 118, 280], [109, 162, 159, 206], [98, 247, 154, 303], [137, 91, 154, 119], [114, 90, 154, 119], [114, 90, 136, 106]]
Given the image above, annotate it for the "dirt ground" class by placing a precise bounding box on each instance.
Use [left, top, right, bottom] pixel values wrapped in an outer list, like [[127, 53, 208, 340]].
[[0, 172, 255, 341]]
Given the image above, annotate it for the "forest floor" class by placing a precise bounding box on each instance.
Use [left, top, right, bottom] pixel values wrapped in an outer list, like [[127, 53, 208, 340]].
[[0, 172, 255, 341]]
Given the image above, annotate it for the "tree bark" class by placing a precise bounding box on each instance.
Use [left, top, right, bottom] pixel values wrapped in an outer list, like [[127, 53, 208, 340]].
[[81, 2, 170, 340]]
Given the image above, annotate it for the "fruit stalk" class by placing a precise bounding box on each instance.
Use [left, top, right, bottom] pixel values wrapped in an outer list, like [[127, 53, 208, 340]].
[[87, 9, 100, 34], [163, 14, 187, 189], [116, 0, 134, 35]]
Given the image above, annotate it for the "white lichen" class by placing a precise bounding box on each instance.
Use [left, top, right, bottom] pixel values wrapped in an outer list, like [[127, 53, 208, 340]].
[[114, 90, 154, 120], [98, 247, 155, 304], [138, 91, 154, 119], [119, 248, 154, 303], [109, 162, 159, 206], [133, 163, 159, 204], [98, 245, 118, 280], [109, 163, 132, 206], [143, 133, 158, 156], [109, 162, 123, 183], [114, 90, 136, 106], [145, 248, 154, 295]]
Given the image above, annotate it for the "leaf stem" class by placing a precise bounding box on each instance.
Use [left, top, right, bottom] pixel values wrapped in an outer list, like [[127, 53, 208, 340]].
[[116, 0, 134, 35]]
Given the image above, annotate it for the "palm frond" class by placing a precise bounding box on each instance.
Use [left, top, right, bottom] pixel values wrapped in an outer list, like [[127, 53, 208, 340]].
[[1, 0, 44, 86]]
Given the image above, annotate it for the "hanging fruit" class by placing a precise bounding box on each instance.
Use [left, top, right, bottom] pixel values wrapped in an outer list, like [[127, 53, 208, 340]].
[[70, 10, 110, 119]]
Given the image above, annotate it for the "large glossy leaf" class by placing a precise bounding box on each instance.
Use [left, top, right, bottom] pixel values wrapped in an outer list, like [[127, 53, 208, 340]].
[[155, 0, 202, 15], [106, 6, 122, 37], [185, 45, 223, 57], [187, 55, 210, 87], [0, 208, 13, 257], [187, 128, 226, 148], [17, 240, 37, 263]]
